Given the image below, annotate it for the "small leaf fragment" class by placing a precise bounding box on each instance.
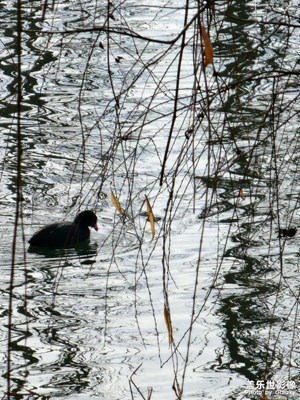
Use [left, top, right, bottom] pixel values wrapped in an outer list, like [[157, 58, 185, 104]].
[[239, 188, 245, 200]]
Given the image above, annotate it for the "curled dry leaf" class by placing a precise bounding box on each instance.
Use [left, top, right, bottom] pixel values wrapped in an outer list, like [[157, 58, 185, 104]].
[[111, 190, 125, 215], [200, 23, 214, 68], [145, 195, 155, 240]]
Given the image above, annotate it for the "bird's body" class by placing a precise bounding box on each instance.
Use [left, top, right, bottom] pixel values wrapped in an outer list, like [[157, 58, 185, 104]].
[[28, 210, 98, 247], [278, 227, 297, 238]]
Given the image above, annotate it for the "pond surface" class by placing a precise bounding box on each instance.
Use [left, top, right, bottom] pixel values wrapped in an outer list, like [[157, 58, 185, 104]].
[[1, 1, 300, 399]]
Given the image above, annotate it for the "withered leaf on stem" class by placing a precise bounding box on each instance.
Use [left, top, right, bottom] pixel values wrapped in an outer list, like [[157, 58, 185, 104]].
[[239, 187, 245, 200], [200, 23, 214, 68], [164, 303, 174, 345], [111, 190, 125, 215], [145, 195, 155, 240]]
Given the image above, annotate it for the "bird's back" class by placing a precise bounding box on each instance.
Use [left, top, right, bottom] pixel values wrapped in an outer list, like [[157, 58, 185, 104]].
[[28, 221, 90, 247]]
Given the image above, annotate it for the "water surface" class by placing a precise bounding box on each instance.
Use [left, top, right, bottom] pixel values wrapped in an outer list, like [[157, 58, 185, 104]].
[[0, 1, 300, 399]]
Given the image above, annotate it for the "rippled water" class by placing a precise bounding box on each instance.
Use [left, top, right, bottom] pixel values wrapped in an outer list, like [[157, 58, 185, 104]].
[[1, 1, 300, 399]]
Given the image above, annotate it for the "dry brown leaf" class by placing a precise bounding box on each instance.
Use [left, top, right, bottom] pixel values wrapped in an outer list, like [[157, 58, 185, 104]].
[[239, 187, 245, 200], [111, 190, 125, 215], [164, 303, 174, 345], [145, 195, 155, 240], [200, 24, 214, 68]]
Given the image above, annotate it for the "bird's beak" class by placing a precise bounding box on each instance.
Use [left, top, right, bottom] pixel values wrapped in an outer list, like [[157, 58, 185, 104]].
[[93, 223, 99, 231]]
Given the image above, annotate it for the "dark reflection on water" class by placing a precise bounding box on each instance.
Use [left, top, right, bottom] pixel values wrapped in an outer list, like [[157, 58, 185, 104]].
[[207, 0, 300, 396], [220, 292, 280, 379], [28, 242, 98, 260], [6, 239, 105, 398], [9, 302, 92, 399]]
